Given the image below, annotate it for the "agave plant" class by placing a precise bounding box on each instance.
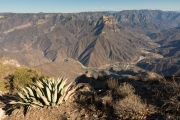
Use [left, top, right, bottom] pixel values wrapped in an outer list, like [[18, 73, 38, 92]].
[[9, 77, 72, 110]]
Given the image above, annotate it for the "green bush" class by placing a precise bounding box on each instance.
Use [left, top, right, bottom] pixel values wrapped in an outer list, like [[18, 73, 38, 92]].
[[0, 64, 16, 92], [4, 67, 47, 93]]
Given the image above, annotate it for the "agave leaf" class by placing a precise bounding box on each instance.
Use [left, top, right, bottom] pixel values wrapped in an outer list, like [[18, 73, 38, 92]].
[[9, 100, 19, 104], [19, 98, 28, 103], [54, 80, 58, 91], [18, 92, 26, 99], [35, 89, 50, 106], [47, 79, 51, 84], [26, 87, 35, 97], [57, 82, 72, 104], [52, 88, 57, 103], [62, 82, 73, 101], [28, 96, 38, 105], [9, 101, 30, 105], [57, 95, 64, 105], [58, 77, 63, 81], [22, 88, 30, 98], [35, 87, 43, 97], [36, 80, 44, 88], [18, 92, 31, 103], [48, 81, 53, 91], [40, 95, 50, 106], [30, 96, 36, 102], [45, 86, 51, 102], [32, 101, 44, 107], [58, 79, 67, 93], [56, 78, 62, 88], [61, 81, 72, 95], [52, 78, 55, 84], [42, 79, 49, 89]]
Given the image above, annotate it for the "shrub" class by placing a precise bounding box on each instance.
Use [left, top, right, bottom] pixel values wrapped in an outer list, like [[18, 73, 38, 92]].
[[158, 78, 180, 119], [9, 77, 72, 113], [0, 63, 16, 92], [107, 79, 135, 99], [4, 67, 47, 93], [162, 95, 180, 117], [107, 78, 119, 90], [114, 95, 150, 119], [101, 91, 113, 106], [117, 82, 135, 98], [88, 104, 97, 111]]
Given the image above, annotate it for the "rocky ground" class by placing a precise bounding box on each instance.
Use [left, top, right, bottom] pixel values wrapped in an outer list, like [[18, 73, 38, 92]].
[[0, 75, 180, 120]]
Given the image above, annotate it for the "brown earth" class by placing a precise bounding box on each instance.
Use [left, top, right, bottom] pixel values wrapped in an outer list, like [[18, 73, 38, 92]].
[[1, 75, 180, 120]]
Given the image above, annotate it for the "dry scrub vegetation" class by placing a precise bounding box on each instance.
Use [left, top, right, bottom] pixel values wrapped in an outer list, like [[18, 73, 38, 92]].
[[0, 73, 180, 119]]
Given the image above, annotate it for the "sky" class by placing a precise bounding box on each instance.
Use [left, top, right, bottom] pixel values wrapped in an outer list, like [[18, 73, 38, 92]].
[[0, 0, 180, 13]]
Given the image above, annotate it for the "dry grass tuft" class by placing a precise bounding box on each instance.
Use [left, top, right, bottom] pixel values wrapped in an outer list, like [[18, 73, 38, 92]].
[[117, 82, 135, 98], [107, 78, 119, 90], [162, 95, 180, 115], [153, 76, 180, 119], [101, 91, 113, 106], [107, 78, 135, 99], [114, 94, 151, 119]]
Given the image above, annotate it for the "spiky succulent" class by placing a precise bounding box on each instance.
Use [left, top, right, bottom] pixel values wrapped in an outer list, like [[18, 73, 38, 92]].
[[9, 77, 72, 109]]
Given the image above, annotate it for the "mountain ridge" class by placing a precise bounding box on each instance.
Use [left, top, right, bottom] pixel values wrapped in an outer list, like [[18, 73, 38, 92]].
[[0, 10, 180, 76], [56, 15, 155, 67], [138, 26, 180, 76]]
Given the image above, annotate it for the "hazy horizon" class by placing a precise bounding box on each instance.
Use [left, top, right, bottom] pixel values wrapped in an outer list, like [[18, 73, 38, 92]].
[[0, 10, 180, 14], [0, 0, 179, 13]]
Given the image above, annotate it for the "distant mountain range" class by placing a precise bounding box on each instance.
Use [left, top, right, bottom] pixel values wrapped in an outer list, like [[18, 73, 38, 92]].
[[138, 26, 180, 76], [0, 10, 180, 77]]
